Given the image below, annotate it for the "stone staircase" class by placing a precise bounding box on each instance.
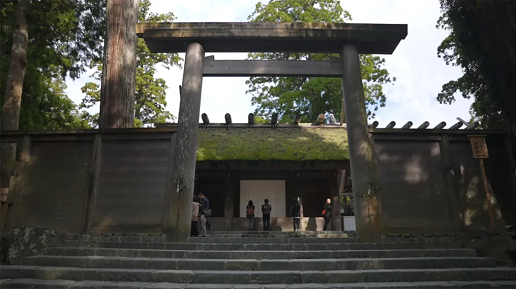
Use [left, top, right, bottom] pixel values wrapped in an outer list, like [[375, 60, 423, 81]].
[[1, 231, 516, 288]]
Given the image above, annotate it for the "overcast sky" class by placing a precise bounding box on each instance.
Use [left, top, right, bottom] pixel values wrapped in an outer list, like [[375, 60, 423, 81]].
[[65, 0, 473, 128]]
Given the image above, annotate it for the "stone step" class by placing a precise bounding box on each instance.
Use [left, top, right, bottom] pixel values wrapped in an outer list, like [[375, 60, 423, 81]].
[[382, 235, 459, 243], [61, 232, 354, 243], [59, 240, 463, 251], [61, 233, 459, 243], [45, 247, 478, 259], [2, 279, 516, 289], [64, 234, 165, 243], [2, 266, 516, 284], [187, 237, 361, 243], [195, 234, 354, 238], [23, 256, 497, 271], [207, 231, 354, 238], [209, 231, 349, 234]]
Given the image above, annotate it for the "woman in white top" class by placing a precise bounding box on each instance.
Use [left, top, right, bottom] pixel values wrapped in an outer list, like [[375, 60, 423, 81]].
[[191, 196, 201, 237]]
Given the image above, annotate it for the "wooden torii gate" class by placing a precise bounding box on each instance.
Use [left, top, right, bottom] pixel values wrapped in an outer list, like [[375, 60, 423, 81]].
[[136, 22, 408, 243]]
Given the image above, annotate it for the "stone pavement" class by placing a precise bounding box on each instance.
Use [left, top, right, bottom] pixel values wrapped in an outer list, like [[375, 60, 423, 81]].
[[1, 231, 516, 288]]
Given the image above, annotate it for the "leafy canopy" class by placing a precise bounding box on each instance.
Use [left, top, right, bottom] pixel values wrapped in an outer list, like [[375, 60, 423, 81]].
[[1, 0, 181, 130], [0, 0, 105, 130], [246, 0, 394, 124], [436, 0, 516, 130], [80, 0, 182, 128]]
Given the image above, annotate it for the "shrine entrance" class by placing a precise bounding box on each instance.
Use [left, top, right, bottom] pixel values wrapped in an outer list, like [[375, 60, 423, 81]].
[[136, 22, 408, 242]]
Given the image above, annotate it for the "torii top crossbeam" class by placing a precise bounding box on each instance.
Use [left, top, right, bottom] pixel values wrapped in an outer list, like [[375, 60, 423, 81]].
[[136, 22, 408, 54]]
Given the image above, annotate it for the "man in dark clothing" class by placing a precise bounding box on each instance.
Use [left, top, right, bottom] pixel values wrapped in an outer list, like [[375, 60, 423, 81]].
[[291, 199, 301, 231], [323, 198, 332, 231], [261, 199, 272, 231], [198, 192, 211, 231]]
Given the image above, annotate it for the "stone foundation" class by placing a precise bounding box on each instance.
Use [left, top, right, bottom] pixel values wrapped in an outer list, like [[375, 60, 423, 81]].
[[460, 227, 516, 267], [2, 226, 67, 265], [383, 228, 516, 267]]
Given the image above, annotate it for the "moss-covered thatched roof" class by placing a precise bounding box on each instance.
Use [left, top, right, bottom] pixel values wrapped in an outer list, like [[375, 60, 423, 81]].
[[196, 126, 348, 161]]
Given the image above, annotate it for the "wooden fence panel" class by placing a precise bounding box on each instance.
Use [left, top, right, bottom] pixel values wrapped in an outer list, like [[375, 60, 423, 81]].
[[89, 139, 172, 234], [15, 141, 92, 232], [374, 139, 453, 234]]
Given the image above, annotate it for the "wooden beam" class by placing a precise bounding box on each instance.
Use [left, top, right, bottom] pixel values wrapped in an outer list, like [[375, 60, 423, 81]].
[[439, 134, 462, 233], [137, 22, 408, 54], [0, 128, 178, 143], [83, 134, 102, 233], [202, 59, 342, 77], [338, 169, 347, 194]]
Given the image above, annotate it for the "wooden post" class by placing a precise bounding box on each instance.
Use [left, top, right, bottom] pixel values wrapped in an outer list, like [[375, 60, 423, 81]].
[[439, 134, 461, 232], [162, 133, 178, 237], [224, 172, 234, 231], [338, 170, 347, 196], [99, 0, 139, 129], [164, 42, 204, 242], [505, 137, 516, 206], [5, 135, 30, 231], [340, 44, 382, 243], [329, 172, 342, 231], [338, 169, 347, 231], [468, 135, 495, 228], [479, 158, 496, 228], [83, 134, 102, 233], [339, 104, 346, 126], [294, 173, 304, 231]]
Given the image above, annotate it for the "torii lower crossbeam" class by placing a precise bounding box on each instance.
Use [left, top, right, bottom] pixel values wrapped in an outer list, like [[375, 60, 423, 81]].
[[202, 58, 342, 77]]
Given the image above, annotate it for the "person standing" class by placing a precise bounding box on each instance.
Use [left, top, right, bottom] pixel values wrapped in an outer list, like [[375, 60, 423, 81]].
[[198, 192, 212, 231], [261, 199, 272, 231], [246, 200, 255, 231], [323, 198, 332, 231], [191, 196, 201, 237], [199, 210, 207, 237], [291, 199, 301, 231]]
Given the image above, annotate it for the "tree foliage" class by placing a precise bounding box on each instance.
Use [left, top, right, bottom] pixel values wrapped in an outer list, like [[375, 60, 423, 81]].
[[437, 1, 516, 132], [1, 0, 180, 130], [80, 0, 181, 128], [0, 0, 105, 130], [246, 0, 394, 124]]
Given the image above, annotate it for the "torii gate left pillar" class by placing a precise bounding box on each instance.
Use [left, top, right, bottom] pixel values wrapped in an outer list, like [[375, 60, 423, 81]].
[[162, 43, 204, 242]]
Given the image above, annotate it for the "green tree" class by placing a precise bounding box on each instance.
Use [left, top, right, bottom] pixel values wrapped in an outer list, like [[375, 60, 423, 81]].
[[246, 0, 394, 124], [0, 0, 106, 130], [436, 0, 516, 133], [80, 0, 181, 128], [1, 0, 102, 200], [254, 116, 269, 124]]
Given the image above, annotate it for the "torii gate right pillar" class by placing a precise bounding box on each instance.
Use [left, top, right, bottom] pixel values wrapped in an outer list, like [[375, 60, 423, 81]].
[[340, 43, 382, 243]]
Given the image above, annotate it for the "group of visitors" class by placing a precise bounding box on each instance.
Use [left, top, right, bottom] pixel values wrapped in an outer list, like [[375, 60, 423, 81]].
[[192, 194, 334, 234], [248, 198, 334, 232], [245, 199, 272, 231], [191, 192, 211, 237]]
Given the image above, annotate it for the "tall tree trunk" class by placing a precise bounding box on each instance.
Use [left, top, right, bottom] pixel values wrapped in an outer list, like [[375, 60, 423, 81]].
[[0, 0, 30, 202], [99, 0, 139, 129]]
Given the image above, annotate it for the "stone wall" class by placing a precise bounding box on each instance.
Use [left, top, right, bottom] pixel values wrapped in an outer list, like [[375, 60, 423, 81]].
[[460, 227, 516, 267]]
